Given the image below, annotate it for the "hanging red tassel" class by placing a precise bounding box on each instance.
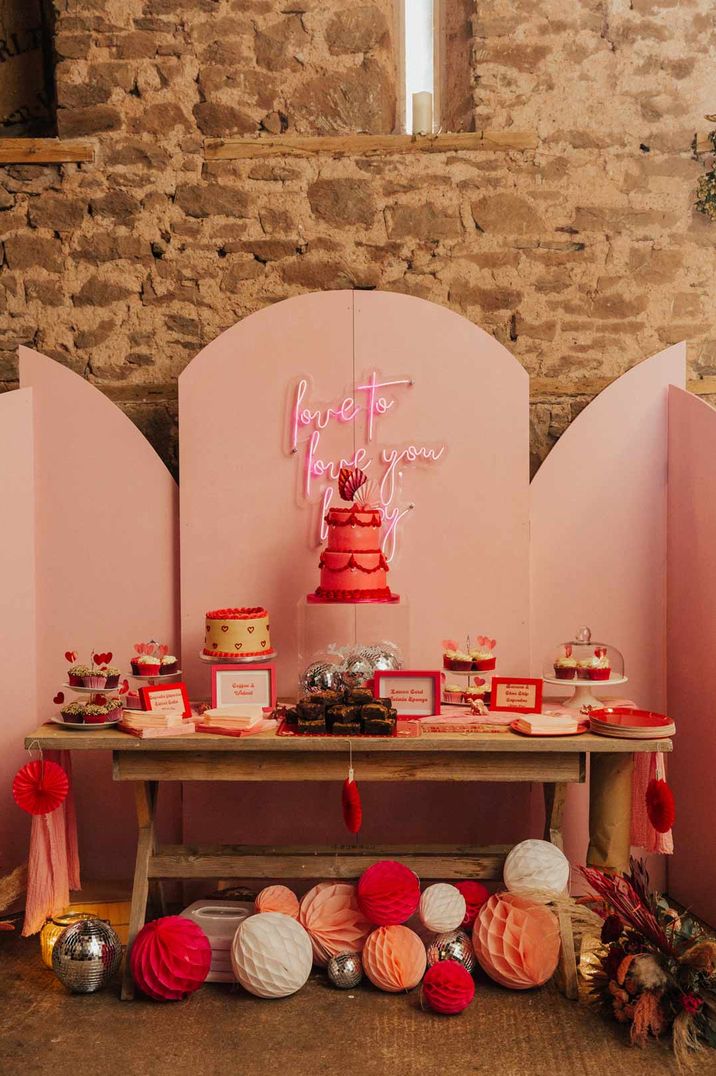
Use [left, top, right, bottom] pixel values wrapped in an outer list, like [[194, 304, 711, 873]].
[[645, 777, 675, 833], [342, 767, 362, 834]]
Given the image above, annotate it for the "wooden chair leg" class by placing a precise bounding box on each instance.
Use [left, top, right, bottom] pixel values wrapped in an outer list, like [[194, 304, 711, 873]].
[[121, 780, 158, 1000], [544, 781, 579, 1000]]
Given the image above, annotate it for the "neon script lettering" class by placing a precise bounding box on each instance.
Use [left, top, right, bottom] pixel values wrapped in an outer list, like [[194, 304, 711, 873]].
[[288, 371, 445, 558]]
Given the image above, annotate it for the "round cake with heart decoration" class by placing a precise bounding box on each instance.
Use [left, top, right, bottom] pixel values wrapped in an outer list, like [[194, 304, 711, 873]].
[[203, 607, 271, 658]]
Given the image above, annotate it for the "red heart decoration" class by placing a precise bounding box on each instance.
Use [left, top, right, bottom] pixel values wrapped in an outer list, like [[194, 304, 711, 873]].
[[235, 642, 242, 650], [53, 691, 64, 705], [158, 644, 169, 657], [221, 626, 229, 632], [64, 651, 77, 663], [247, 626, 255, 633], [260, 641, 266, 647], [119, 679, 129, 695]]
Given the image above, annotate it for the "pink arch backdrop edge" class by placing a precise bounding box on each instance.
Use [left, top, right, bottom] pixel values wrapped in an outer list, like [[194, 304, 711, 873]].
[[178, 289, 533, 850], [19, 347, 180, 880], [667, 386, 716, 924], [529, 342, 685, 883]]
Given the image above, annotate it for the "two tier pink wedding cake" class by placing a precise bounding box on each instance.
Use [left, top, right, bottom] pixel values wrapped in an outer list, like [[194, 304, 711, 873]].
[[311, 468, 394, 603]]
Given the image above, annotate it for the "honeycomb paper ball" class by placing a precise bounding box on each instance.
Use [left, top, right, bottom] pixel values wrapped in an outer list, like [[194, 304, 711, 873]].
[[503, 839, 570, 897], [472, 893, 560, 989], [454, 880, 490, 928], [255, 885, 299, 919], [130, 916, 211, 1001], [362, 925, 426, 992], [419, 883, 466, 934], [299, 882, 372, 966], [231, 912, 312, 998], [422, 960, 475, 1015], [357, 861, 420, 925]]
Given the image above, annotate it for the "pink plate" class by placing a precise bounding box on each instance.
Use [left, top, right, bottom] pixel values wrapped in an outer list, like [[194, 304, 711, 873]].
[[589, 707, 673, 729]]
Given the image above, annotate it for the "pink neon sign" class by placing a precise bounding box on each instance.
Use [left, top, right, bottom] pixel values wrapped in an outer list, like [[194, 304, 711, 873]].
[[288, 372, 446, 560]]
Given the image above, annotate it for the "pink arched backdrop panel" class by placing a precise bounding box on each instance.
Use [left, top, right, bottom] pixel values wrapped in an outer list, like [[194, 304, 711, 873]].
[[530, 344, 685, 878], [179, 291, 531, 849], [0, 389, 36, 871], [667, 386, 716, 924], [19, 348, 180, 880]]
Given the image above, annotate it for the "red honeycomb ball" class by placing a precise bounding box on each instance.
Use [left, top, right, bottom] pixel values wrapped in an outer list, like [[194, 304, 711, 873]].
[[455, 880, 490, 928], [357, 860, 420, 926], [130, 916, 211, 1001], [422, 960, 475, 1015]]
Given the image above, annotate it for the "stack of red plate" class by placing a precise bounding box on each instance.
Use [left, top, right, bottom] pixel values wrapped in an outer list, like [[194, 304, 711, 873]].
[[589, 707, 675, 739]]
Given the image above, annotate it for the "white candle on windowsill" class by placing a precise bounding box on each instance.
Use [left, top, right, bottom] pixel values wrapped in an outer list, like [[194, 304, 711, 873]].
[[412, 91, 433, 135]]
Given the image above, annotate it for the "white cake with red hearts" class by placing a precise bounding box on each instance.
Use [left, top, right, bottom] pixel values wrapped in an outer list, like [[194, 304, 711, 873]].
[[202, 607, 271, 658]]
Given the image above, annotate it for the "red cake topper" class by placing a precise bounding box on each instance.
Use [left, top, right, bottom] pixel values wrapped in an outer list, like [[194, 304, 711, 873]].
[[338, 466, 367, 502], [64, 650, 77, 663]]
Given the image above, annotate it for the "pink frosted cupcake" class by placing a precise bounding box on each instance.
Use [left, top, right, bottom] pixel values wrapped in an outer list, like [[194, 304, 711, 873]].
[[442, 639, 459, 671], [589, 647, 611, 680], [470, 635, 496, 671], [443, 683, 463, 704], [553, 645, 577, 679], [133, 654, 161, 676]]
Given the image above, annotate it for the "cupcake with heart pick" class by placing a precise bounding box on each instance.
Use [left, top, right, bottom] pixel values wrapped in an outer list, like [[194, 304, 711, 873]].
[[470, 636, 496, 672], [553, 644, 577, 680], [589, 646, 611, 680]]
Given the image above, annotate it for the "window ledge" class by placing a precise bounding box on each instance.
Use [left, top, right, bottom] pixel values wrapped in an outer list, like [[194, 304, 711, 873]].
[[204, 130, 538, 161], [0, 138, 95, 164]]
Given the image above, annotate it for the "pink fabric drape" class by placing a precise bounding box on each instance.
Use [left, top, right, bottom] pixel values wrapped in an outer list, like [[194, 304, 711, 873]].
[[22, 750, 81, 936]]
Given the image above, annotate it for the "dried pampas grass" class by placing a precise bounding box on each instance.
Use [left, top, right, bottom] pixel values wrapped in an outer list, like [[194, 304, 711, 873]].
[[0, 863, 27, 917]]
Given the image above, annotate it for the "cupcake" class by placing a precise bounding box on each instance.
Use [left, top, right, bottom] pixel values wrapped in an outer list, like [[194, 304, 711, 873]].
[[589, 647, 611, 680], [160, 654, 178, 676], [103, 666, 120, 688], [442, 639, 459, 670], [463, 679, 491, 707], [451, 650, 473, 671], [576, 660, 593, 680], [67, 663, 91, 687], [443, 683, 463, 704], [470, 635, 496, 671], [61, 700, 87, 724], [132, 654, 161, 677], [553, 646, 577, 680]]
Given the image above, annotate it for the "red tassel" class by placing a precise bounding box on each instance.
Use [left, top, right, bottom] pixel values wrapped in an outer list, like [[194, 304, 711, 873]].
[[646, 778, 675, 833], [342, 769, 362, 834]]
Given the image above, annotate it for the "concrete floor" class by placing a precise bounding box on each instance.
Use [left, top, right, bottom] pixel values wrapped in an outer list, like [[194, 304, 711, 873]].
[[0, 933, 709, 1076]]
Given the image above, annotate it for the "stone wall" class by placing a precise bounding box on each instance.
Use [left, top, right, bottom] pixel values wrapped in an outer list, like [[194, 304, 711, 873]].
[[0, 0, 715, 475]]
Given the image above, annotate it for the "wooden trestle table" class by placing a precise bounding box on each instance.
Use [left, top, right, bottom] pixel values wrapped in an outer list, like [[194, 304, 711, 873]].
[[26, 723, 672, 1000]]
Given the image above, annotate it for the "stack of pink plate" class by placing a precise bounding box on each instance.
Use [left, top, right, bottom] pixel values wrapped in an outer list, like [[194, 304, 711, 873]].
[[589, 707, 675, 738]]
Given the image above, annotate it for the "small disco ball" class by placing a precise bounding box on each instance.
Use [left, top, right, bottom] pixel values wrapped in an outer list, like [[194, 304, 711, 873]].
[[364, 643, 402, 672], [426, 930, 476, 976], [340, 654, 374, 689], [52, 918, 122, 993], [300, 661, 342, 694], [327, 951, 363, 989]]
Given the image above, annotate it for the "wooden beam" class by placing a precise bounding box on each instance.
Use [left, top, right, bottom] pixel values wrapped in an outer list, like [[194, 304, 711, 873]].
[[532, 375, 716, 401], [0, 138, 95, 165], [148, 843, 510, 881], [204, 130, 538, 161]]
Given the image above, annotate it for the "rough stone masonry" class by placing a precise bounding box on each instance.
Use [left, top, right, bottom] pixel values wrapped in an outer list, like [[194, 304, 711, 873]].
[[0, 0, 715, 475]]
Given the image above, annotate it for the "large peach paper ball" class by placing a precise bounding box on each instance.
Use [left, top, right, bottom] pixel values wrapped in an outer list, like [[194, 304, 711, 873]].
[[472, 893, 560, 990], [502, 839, 570, 898], [231, 912, 313, 998], [362, 925, 427, 992], [255, 885, 299, 919], [299, 882, 372, 966], [357, 860, 421, 925]]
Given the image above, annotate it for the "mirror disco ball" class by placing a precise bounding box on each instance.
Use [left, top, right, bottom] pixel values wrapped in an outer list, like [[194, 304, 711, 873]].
[[52, 918, 122, 993]]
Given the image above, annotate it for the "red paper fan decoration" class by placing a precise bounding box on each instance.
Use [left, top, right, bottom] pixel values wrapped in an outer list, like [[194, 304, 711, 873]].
[[130, 916, 211, 1001], [454, 880, 489, 928], [357, 860, 420, 926], [646, 778, 675, 833], [12, 760, 69, 816], [342, 770, 362, 834], [338, 466, 367, 502], [422, 960, 475, 1015]]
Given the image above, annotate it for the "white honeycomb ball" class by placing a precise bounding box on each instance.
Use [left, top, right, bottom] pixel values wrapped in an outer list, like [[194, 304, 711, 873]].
[[418, 883, 466, 934], [503, 839, 570, 897], [231, 912, 313, 998]]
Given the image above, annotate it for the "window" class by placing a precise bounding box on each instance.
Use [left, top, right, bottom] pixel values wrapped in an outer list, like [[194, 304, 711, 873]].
[[402, 0, 436, 134]]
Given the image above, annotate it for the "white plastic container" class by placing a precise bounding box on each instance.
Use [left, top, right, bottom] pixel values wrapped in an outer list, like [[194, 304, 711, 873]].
[[180, 900, 254, 982]]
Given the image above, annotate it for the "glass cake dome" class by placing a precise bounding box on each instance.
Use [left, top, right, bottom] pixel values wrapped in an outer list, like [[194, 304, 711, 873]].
[[545, 626, 624, 683]]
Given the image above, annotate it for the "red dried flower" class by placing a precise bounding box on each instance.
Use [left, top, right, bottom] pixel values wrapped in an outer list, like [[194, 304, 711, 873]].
[[681, 994, 703, 1015], [601, 914, 623, 944]]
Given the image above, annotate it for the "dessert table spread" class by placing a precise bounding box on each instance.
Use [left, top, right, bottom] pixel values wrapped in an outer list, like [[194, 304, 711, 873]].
[[25, 722, 672, 1000]]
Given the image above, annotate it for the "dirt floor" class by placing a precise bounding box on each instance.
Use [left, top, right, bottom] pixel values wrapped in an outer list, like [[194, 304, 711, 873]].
[[0, 933, 710, 1076]]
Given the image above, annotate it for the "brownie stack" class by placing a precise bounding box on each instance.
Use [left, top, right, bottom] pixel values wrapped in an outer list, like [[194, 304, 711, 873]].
[[285, 687, 397, 736]]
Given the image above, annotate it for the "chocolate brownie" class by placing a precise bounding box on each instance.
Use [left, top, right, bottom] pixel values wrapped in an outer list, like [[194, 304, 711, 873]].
[[310, 690, 342, 707], [296, 714, 326, 734], [346, 688, 374, 705], [331, 720, 361, 735], [284, 707, 299, 726], [360, 702, 389, 721], [361, 712, 396, 736], [296, 699, 325, 722]]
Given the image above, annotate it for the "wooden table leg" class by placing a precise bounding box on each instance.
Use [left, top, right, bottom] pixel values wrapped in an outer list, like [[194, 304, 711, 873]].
[[544, 781, 579, 1000], [121, 780, 158, 1000]]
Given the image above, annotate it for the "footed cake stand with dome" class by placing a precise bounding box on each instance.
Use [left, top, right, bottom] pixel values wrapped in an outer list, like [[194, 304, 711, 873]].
[[544, 626, 627, 711]]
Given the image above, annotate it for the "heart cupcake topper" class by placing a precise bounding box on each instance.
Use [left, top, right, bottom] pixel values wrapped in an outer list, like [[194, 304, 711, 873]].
[[442, 639, 458, 651], [564, 644, 573, 657], [476, 635, 496, 651], [594, 646, 607, 658], [64, 650, 77, 663]]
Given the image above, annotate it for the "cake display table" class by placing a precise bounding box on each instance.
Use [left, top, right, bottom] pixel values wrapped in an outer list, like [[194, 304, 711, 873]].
[[25, 722, 672, 1002]]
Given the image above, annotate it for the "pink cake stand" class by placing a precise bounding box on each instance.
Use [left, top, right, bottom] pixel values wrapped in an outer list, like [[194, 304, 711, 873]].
[[306, 593, 401, 605]]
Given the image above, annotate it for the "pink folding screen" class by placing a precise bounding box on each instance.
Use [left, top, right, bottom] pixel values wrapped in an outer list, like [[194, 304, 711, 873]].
[[0, 389, 36, 871], [667, 386, 716, 924], [18, 348, 180, 879], [530, 344, 685, 876]]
